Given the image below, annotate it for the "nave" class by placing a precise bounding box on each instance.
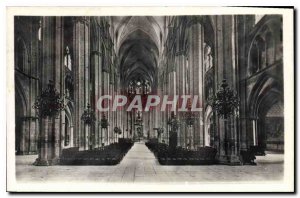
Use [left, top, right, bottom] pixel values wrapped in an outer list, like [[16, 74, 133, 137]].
[[14, 15, 284, 166]]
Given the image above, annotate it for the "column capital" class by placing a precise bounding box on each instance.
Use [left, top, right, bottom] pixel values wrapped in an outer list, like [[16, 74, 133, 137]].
[[72, 16, 90, 26], [186, 16, 203, 27]]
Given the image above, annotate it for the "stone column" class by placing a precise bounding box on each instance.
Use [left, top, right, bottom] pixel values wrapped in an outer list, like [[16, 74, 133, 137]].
[[53, 16, 64, 162], [34, 16, 53, 165], [73, 17, 90, 150], [175, 53, 186, 147], [188, 22, 205, 149], [164, 77, 169, 144], [19, 119, 29, 154], [215, 16, 241, 165], [90, 18, 102, 149], [69, 125, 74, 147], [28, 18, 40, 154], [236, 16, 254, 151], [36, 116, 53, 165], [102, 71, 110, 144], [84, 18, 91, 150], [109, 81, 113, 143], [84, 124, 90, 150], [35, 17, 64, 165], [91, 50, 101, 148]]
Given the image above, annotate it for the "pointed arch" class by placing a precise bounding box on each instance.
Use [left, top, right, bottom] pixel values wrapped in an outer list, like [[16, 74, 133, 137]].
[[15, 37, 29, 73]]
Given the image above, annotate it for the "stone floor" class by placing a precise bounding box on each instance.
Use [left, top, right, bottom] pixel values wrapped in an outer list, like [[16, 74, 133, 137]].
[[15, 142, 284, 183]]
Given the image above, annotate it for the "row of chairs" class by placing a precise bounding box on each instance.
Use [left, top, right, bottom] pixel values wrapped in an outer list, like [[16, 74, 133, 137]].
[[60, 141, 134, 165], [145, 141, 217, 165]]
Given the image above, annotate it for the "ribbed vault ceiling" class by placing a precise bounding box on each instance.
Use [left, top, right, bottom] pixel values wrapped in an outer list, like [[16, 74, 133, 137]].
[[118, 17, 160, 91]]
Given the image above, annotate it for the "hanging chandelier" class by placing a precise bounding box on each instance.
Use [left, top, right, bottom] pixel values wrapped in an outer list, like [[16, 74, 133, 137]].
[[33, 80, 64, 118], [81, 103, 96, 125], [100, 113, 109, 129], [210, 79, 239, 119]]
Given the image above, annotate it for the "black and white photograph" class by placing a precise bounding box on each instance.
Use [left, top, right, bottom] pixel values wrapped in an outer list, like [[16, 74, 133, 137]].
[[6, 6, 294, 192]]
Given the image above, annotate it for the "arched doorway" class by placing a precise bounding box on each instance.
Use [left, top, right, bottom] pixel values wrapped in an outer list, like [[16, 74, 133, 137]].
[[260, 101, 284, 152], [248, 75, 283, 153], [204, 106, 213, 147], [64, 104, 74, 148]]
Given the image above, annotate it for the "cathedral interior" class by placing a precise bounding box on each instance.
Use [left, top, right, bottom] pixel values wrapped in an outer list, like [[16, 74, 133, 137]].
[[14, 15, 284, 168]]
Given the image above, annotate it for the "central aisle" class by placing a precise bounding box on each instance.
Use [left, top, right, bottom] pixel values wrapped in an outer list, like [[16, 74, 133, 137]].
[[110, 141, 163, 182], [120, 141, 158, 166]]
